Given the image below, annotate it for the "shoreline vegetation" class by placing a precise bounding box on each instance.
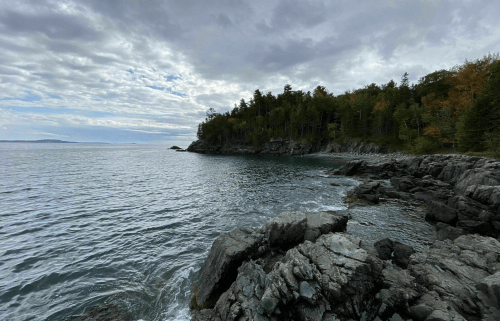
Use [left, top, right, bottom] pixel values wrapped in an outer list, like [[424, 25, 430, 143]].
[[191, 54, 500, 159]]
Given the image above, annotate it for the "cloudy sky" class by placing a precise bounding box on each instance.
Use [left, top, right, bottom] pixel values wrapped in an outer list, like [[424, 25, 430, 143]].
[[1, 0, 499, 145]]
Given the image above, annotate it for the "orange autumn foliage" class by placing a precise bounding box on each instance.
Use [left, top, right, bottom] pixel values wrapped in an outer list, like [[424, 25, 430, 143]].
[[373, 100, 387, 112]]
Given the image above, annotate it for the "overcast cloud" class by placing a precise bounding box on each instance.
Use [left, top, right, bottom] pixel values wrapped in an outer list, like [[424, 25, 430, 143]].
[[0, 0, 499, 145]]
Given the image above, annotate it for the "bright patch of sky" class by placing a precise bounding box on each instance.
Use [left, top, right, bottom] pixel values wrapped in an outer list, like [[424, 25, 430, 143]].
[[0, 0, 499, 145]]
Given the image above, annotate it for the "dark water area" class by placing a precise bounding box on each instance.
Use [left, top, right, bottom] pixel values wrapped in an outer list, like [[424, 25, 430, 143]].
[[0, 144, 435, 321]]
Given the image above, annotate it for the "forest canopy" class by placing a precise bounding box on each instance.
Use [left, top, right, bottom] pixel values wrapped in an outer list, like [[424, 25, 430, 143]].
[[196, 54, 500, 155]]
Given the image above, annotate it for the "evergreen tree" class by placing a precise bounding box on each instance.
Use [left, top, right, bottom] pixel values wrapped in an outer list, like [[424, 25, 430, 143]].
[[458, 61, 500, 152]]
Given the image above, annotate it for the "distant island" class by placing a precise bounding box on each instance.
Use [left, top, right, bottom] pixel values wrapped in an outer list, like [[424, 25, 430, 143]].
[[0, 139, 107, 144]]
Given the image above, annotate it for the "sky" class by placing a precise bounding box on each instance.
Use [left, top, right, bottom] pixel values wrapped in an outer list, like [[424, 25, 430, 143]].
[[0, 0, 499, 146]]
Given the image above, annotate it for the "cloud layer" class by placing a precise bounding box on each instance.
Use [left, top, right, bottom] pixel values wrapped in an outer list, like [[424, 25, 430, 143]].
[[1, 0, 499, 144]]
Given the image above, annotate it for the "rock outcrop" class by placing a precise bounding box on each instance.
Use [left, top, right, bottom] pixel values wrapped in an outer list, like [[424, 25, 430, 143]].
[[323, 141, 388, 155], [187, 139, 388, 156], [191, 212, 500, 321], [191, 211, 348, 309], [187, 139, 321, 156], [335, 154, 500, 240]]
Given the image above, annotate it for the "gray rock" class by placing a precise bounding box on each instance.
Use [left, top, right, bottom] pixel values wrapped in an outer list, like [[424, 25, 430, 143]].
[[374, 238, 393, 260], [192, 227, 265, 308], [425, 201, 458, 225], [264, 211, 308, 247], [390, 176, 417, 192], [190, 207, 500, 321], [392, 242, 415, 269], [192, 211, 348, 309], [477, 272, 500, 306], [436, 224, 465, 241]]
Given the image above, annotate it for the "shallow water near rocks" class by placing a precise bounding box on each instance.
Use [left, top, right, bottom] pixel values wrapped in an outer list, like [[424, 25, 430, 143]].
[[0, 144, 435, 320]]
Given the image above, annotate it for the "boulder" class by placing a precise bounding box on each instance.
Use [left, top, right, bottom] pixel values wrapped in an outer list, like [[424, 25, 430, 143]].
[[436, 224, 465, 241], [373, 238, 415, 269], [192, 211, 348, 309], [191, 214, 500, 321], [476, 272, 500, 307], [392, 242, 415, 269], [263, 211, 308, 247], [204, 233, 384, 321], [374, 238, 393, 260], [192, 227, 266, 308], [425, 201, 458, 225], [390, 176, 417, 192], [348, 181, 381, 204]]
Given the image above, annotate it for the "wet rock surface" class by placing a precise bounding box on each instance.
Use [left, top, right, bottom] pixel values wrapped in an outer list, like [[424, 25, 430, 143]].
[[191, 212, 500, 321]]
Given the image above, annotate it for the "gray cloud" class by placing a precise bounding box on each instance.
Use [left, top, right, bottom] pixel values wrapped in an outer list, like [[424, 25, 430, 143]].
[[0, 0, 499, 143]]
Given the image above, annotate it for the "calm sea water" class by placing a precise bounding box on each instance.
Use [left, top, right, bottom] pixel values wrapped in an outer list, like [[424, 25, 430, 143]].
[[0, 144, 435, 321]]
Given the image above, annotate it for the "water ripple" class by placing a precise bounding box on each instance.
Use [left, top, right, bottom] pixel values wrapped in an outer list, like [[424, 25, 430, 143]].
[[0, 144, 435, 321]]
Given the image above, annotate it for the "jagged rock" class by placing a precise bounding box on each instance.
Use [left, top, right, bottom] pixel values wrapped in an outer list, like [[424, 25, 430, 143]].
[[348, 181, 381, 204], [187, 139, 325, 156], [477, 272, 500, 305], [264, 211, 308, 248], [374, 238, 393, 260], [323, 141, 387, 155], [192, 227, 266, 308], [191, 212, 500, 321], [304, 211, 348, 242], [456, 220, 495, 236], [339, 154, 500, 238], [436, 223, 465, 241], [392, 242, 415, 269], [373, 238, 414, 269], [390, 176, 417, 192], [407, 235, 500, 319], [425, 201, 458, 225], [191, 211, 347, 309], [340, 160, 365, 176], [205, 233, 383, 321], [409, 291, 466, 321]]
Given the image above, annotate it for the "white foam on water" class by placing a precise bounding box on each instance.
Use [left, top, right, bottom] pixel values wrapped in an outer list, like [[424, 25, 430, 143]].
[[318, 204, 347, 211], [168, 307, 191, 321]]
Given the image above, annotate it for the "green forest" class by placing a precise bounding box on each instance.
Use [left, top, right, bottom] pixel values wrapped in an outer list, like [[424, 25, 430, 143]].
[[196, 54, 500, 156]]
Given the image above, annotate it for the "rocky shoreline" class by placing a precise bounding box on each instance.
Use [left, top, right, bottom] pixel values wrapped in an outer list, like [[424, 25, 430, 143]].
[[189, 154, 500, 321], [336, 154, 500, 240], [187, 139, 388, 156], [62, 153, 500, 321]]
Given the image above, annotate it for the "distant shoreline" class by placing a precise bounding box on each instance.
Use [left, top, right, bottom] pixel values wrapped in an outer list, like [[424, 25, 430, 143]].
[[0, 139, 108, 144]]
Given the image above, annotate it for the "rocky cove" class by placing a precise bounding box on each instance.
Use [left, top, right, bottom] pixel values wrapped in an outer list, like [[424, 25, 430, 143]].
[[63, 152, 500, 321], [187, 154, 500, 321]]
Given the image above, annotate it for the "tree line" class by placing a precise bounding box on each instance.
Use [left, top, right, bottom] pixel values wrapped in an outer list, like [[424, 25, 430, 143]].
[[197, 54, 500, 155]]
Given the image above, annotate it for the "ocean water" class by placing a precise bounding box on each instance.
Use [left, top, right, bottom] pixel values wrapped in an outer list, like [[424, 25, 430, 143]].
[[0, 144, 435, 321]]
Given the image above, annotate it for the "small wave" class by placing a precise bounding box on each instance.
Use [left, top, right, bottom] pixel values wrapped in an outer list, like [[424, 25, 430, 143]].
[[318, 205, 347, 211]]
